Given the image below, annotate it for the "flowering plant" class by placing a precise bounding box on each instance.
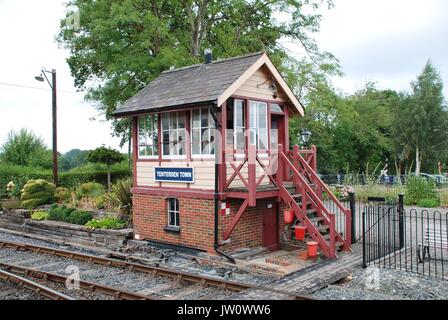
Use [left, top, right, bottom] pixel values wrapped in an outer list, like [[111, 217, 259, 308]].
[[339, 185, 354, 201], [6, 181, 16, 198]]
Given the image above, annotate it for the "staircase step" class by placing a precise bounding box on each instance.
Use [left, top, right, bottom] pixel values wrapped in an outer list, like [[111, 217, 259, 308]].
[[306, 208, 318, 215], [318, 225, 330, 233], [290, 194, 302, 199], [309, 217, 324, 223]]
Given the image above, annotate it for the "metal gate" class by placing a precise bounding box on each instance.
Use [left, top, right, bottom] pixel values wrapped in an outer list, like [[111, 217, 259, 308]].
[[362, 196, 403, 267]]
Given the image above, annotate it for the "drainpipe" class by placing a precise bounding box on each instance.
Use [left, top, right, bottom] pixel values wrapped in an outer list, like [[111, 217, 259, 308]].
[[210, 102, 236, 264]]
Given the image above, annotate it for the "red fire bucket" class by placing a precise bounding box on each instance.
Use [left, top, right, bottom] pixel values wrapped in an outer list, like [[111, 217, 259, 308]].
[[295, 226, 307, 241], [283, 210, 294, 225], [307, 241, 319, 258]]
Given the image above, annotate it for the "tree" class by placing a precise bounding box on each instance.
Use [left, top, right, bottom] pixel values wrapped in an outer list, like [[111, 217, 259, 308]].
[[60, 149, 89, 171], [0, 129, 50, 167], [87, 147, 125, 191], [392, 61, 448, 174], [57, 0, 338, 145]]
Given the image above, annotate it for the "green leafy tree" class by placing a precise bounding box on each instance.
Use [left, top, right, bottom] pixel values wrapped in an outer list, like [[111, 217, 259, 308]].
[[60, 149, 89, 171], [87, 147, 125, 191], [57, 0, 338, 145], [392, 61, 448, 174], [0, 129, 50, 168]]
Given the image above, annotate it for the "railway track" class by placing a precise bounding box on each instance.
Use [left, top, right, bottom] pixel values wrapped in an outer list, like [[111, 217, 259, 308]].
[[0, 268, 75, 300], [0, 240, 314, 300]]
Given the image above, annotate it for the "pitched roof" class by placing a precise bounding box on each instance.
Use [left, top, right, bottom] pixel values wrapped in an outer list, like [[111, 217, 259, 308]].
[[113, 52, 265, 116], [113, 51, 304, 117]]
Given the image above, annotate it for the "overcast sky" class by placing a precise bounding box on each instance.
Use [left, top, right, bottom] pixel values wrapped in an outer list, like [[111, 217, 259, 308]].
[[0, 0, 447, 153]]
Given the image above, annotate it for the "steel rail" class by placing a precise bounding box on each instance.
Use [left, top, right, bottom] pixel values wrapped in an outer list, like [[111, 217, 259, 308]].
[[0, 262, 152, 300], [0, 240, 314, 300], [0, 268, 75, 300]]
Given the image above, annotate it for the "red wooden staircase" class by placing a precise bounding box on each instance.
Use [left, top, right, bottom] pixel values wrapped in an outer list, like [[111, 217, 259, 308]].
[[222, 144, 352, 259], [277, 145, 352, 258]]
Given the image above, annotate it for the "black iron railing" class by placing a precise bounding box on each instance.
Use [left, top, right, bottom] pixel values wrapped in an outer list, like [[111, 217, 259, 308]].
[[361, 201, 448, 280]]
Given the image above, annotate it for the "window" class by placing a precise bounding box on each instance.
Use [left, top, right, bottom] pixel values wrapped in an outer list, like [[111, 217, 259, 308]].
[[167, 198, 179, 228], [249, 101, 268, 151], [162, 112, 186, 158], [226, 99, 246, 151], [270, 103, 283, 114], [138, 114, 159, 158], [192, 108, 215, 156]]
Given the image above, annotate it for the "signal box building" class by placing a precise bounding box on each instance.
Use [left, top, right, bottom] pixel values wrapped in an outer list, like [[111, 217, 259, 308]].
[[114, 52, 351, 260]]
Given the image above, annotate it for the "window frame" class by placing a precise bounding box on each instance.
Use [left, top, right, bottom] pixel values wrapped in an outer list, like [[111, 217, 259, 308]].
[[161, 111, 187, 160], [191, 108, 216, 159], [167, 198, 180, 229], [248, 100, 269, 154], [137, 114, 159, 160]]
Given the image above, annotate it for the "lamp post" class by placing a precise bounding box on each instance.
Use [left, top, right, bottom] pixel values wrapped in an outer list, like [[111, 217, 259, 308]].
[[298, 129, 312, 148], [35, 69, 58, 186]]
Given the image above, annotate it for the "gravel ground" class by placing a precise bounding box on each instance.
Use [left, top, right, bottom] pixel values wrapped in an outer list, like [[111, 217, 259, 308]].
[[313, 267, 448, 300], [0, 246, 238, 300], [0, 230, 275, 287]]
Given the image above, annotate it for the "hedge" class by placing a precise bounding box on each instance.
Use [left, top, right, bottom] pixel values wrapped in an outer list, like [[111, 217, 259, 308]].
[[0, 164, 131, 199]]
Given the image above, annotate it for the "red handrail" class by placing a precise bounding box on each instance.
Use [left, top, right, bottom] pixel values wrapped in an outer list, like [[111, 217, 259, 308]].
[[293, 148, 348, 217]]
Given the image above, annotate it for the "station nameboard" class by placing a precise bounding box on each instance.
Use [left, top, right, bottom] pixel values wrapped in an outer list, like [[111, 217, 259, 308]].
[[154, 167, 195, 183]]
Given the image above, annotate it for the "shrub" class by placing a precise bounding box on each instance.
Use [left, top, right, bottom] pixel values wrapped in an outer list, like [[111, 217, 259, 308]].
[[31, 211, 49, 221], [47, 204, 92, 225], [66, 210, 93, 225], [21, 179, 56, 209], [405, 177, 439, 206], [54, 187, 71, 204], [85, 216, 126, 230], [439, 190, 448, 208], [76, 182, 105, 198], [107, 178, 133, 215], [0, 163, 131, 199], [417, 198, 440, 208]]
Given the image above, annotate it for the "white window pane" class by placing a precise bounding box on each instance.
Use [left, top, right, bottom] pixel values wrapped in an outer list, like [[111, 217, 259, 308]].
[[249, 102, 257, 128], [236, 129, 245, 150], [139, 147, 146, 156], [235, 100, 244, 128], [258, 103, 267, 128], [162, 113, 169, 130], [178, 112, 185, 128], [201, 109, 208, 128], [259, 129, 268, 150], [208, 109, 214, 127], [170, 113, 177, 129], [192, 110, 200, 128], [271, 103, 283, 113], [192, 129, 201, 154]]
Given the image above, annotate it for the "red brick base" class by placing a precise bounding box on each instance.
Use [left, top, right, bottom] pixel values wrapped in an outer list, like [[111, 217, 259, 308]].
[[133, 192, 288, 255]]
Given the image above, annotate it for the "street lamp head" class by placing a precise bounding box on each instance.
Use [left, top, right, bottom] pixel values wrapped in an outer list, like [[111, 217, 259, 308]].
[[34, 74, 44, 82], [300, 129, 312, 145]]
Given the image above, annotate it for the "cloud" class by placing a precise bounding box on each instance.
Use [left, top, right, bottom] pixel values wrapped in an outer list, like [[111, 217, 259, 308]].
[[316, 0, 448, 95], [0, 0, 124, 153]]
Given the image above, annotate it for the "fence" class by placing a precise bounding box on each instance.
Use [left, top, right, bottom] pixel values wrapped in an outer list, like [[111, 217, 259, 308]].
[[361, 200, 448, 280]]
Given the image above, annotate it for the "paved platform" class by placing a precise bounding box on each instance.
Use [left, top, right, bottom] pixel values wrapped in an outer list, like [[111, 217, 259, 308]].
[[231, 244, 364, 300]]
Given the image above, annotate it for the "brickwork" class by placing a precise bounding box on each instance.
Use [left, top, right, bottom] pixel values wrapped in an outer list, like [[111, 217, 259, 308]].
[[133, 191, 285, 255]]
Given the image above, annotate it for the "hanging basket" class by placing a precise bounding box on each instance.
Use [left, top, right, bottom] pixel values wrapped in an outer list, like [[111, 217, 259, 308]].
[[283, 209, 294, 225]]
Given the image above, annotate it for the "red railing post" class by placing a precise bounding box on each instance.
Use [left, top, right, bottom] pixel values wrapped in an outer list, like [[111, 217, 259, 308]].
[[329, 213, 336, 258], [248, 144, 256, 207], [276, 144, 284, 188], [293, 145, 300, 191], [311, 144, 317, 173]]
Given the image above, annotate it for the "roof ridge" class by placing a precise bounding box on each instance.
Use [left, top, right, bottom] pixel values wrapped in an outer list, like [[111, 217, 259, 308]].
[[161, 51, 265, 75]]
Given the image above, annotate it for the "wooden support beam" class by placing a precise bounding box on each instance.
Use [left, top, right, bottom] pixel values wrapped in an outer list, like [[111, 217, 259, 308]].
[[248, 144, 256, 207], [223, 199, 249, 240]]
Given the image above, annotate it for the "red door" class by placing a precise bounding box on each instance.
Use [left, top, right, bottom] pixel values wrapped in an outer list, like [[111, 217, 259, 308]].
[[262, 201, 279, 251]]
